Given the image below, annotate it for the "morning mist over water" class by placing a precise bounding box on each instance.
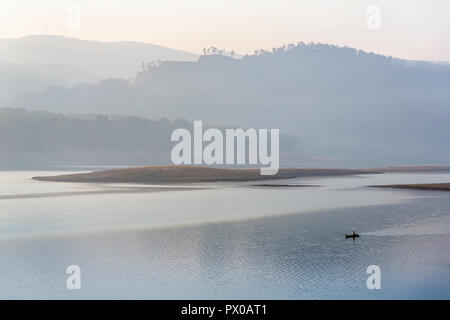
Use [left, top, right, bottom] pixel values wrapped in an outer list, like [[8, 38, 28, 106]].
[[0, 0, 449, 308]]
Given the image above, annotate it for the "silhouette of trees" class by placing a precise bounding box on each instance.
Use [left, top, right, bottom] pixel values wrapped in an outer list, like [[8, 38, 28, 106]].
[[202, 46, 231, 56], [139, 60, 163, 73]]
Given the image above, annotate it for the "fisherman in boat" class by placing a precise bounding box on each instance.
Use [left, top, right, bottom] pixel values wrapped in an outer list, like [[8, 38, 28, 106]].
[[345, 230, 359, 239]]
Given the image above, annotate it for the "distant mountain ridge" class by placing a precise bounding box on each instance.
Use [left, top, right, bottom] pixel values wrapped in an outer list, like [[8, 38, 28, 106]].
[[0, 108, 303, 169], [0, 59, 98, 106], [0, 35, 199, 105], [13, 42, 450, 167], [0, 35, 199, 79]]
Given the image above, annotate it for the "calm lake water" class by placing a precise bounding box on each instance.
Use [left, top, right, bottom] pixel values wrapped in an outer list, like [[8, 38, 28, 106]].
[[0, 171, 449, 299]]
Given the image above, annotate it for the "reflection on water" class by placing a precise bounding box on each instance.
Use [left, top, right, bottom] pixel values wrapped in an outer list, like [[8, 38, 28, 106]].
[[3, 172, 449, 238], [0, 171, 449, 298]]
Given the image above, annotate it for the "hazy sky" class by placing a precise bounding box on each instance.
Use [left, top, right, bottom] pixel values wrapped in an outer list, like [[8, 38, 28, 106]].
[[1, 0, 449, 61]]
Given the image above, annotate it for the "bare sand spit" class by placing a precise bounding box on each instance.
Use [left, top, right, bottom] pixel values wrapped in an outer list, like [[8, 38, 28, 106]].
[[33, 165, 376, 184], [371, 183, 450, 191]]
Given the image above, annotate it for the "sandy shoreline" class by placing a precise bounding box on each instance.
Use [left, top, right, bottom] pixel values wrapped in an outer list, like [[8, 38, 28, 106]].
[[32, 165, 378, 184], [372, 183, 450, 191]]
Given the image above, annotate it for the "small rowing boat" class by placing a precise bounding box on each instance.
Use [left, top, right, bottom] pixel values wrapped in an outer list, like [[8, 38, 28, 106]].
[[345, 231, 359, 239]]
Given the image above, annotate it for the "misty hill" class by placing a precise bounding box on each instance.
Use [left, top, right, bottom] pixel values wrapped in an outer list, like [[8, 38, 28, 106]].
[[0, 35, 199, 79], [0, 108, 302, 169], [0, 35, 199, 108], [0, 60, 97, 106], [13, 42, 450, 167]]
